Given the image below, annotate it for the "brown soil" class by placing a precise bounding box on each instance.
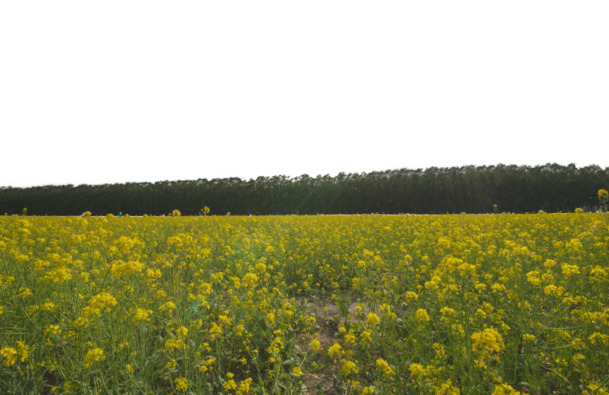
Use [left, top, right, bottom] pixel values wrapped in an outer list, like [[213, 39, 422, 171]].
[[297, 295, 371, 394]]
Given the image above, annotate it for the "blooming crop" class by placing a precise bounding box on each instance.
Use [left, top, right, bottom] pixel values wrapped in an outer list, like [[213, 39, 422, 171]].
[[0, 213, 607, 393]]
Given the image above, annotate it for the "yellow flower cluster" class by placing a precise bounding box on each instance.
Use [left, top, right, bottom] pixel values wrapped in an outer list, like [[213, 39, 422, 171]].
[[86, 292, 117, 315], [83, 348, 105, 369], [0, 347, 17, 367], [471, 327, 505, 357], [133, 307, 153, 323], [376, 358, 394, 376]]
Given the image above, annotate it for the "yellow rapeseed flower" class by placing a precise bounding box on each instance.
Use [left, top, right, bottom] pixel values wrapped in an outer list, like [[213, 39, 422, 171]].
[[83, 348, 105, 368], [328, 343, 344, 361], [1, 347, 18, 367], [340, 359, 358, 377], [471, 327, 505, 357], [561, 263, 580, 277], [376, 358, 394, 376], [309, 338, 322, 352], [409, 363, 426, 379], [492, 383, 522, 394], [223, 372, 237, 391], [415, 308, 430, 323], [133, 308, 152, 322], [237, 377, 253, 394], [366, 312, 380, 327], [174, 377, 188, 391], [16, 341, 29, 362]]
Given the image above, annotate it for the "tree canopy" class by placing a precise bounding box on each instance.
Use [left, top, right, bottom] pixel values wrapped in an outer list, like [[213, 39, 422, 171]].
[[1, 164, 607, 215]]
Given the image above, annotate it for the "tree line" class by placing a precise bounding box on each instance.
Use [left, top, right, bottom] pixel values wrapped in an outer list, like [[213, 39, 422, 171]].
[[1, 164, 607, 216]]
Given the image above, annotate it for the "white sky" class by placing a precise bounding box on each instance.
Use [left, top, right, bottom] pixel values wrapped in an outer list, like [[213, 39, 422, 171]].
[[1, 1, 608, 188]]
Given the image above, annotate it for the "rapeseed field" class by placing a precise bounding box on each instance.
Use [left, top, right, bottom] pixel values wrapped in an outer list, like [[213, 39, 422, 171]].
[[0, 214, 608, 394]]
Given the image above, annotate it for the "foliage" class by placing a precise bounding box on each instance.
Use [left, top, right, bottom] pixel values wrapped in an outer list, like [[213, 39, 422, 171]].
[[599, 189, 609, 212], [1, 164, 608, 215]]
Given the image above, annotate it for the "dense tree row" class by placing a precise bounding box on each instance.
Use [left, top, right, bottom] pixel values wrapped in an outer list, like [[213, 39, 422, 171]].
[[1, 164, 608, 215]]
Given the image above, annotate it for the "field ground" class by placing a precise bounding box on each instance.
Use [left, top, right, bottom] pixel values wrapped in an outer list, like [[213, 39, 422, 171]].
[[1, 214, 608, 394]]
